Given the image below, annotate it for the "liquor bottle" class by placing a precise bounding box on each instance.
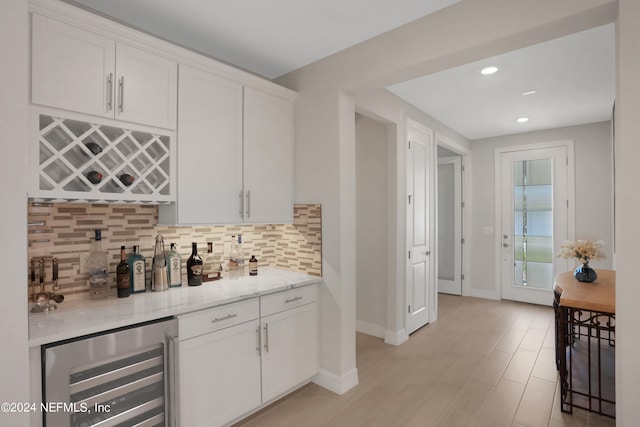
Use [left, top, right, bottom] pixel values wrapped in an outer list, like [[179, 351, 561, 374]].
[[249, 255, 258, 276], [229, 235, 238, 270], [119, 174, 135, 186], [203, 242, 221, 281], [151, 235, 169, 292], [86, 171, 103, 184], [116, 245, 130, 298], [87, 229, 108, 299], [187, 242, 203, 286], [128, 245, 146, 293], [236, 234, 245, 269], [166, 243, 182, 288]]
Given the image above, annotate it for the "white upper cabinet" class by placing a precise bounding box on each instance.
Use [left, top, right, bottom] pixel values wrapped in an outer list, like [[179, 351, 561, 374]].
[[173, 64, 244, 224], [243, 86, 294, 224], [159, 67, 295, 225], [31, 13, 177, 130]]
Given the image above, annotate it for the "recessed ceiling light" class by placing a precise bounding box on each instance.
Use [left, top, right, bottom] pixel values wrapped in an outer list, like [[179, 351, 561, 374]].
[[516, 117, 529, 123], [480, 66, 498, 75], [522, 90, 537, 96]]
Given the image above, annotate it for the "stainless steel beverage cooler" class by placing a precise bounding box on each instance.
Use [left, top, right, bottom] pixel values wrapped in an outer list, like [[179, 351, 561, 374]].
[[42, 317, 178, 427]]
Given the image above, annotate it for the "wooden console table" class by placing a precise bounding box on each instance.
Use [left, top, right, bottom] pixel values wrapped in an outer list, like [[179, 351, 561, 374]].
[[553, 269, 615, 418]]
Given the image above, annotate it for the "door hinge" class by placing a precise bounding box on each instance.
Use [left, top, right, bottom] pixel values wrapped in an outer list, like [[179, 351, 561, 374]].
[[408, 195, 412, 204], [461, 238, 465, 244], [408, 140, 411, 149], [461, 273, 465, 280], [461, 201, 465, 208], [461, 165, 465, 172], [566, 156, 569, 165], [408, 250, 411, 259], [567, 200, 569, 208], [408, 305, 411, 313]]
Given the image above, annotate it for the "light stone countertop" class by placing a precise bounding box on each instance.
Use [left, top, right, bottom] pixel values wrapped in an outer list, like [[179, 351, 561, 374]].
[[28, 267, 322, 347]]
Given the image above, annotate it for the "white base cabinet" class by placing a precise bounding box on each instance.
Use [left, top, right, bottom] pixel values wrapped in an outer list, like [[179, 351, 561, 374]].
[[177, 285, 318, 427]]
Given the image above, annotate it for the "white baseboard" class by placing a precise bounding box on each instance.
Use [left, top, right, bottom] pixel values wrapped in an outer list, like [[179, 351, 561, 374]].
[[356, 320, 386, 338], [313, 367, 359, 395], [384, 328, 408, 346], [470, 288, 500, 300]]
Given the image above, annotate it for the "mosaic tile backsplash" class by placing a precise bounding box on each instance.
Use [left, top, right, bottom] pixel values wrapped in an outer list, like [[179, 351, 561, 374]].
[[27, 203, 322, 299]]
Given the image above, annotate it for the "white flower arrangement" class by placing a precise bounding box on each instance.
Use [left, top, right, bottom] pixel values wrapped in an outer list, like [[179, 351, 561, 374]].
[[559, 239, 606, 264]]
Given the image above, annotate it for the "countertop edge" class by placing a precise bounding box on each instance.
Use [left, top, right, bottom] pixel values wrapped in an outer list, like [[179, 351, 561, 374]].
[[29, 269, 322, 347]]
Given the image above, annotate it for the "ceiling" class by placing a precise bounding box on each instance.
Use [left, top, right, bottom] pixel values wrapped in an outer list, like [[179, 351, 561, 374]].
[[66, 0, 615, 141]]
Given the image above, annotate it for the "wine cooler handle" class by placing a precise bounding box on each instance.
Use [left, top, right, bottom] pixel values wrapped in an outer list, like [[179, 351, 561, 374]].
[[106, 73, 113, 111], [239, 190, 244, 219], [166, 334, 179, 427], [246, 190, 251, 218]]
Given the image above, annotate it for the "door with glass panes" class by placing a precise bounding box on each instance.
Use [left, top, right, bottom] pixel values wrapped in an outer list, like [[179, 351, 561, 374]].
[[498, 145, 572, 305]]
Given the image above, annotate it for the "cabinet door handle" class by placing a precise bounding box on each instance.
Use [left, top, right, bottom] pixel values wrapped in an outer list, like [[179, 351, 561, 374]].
[[246, 190, 251, 218], [118, 76, 125, 113], [263, 323, 269, 353], [211, 313, 237, 323], [106, 73, 113, 111], [285, 296, 303, 304], [239, 190, 244, 219], [166, 334, 179, 427], [256, 326, 261, 355]]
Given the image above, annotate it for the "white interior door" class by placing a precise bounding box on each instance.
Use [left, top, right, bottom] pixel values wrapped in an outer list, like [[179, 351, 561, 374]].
[[407, 122, 432, 334], [437, 156, 462, 295], [498, 145, 572, 306]]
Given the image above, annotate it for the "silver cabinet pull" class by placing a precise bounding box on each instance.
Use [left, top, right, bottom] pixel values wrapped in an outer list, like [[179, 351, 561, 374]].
[[118, 76, 125, 113], [256, 326, 261, 355], [263, 324, 269, 353], [211, 313, 237, 323], [106, 73, 113, 111], [285, 296, 303, 304], [239, 190, 244, 219], [246, 190, 251, 218], [166, 334, 179, 427]]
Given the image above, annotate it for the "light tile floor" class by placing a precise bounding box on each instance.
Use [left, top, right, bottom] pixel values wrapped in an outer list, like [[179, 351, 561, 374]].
[[235, 294, 615, 427]]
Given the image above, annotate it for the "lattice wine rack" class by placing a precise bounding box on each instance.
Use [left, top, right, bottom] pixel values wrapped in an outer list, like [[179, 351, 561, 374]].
[[33, 114, 174, 203]]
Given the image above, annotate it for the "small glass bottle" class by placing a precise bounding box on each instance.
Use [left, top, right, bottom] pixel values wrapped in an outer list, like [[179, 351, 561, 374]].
[[87, 229, 108, 299], [128, 245, 146, 293], [166, 243, 182, 288], [116, 245, 130, 298], [203, 242, 220, 281], [236, 234, 245, 270], [187, 242, 203, 286], [249, 255, 258, 276]]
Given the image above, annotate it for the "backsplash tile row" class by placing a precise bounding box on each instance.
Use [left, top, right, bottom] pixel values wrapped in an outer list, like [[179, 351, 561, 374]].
[[27, 203, 322, 299]]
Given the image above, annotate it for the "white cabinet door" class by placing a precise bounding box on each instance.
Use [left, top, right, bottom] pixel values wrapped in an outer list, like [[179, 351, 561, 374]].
[[243, 86, 294, 223], [115, 44, 177, 129], [175, 65, 243, 224], [179, 319, 262, 427], [31, 14, 177, 130], [32, 14, 115, 119], [261, 303, 318, 403]]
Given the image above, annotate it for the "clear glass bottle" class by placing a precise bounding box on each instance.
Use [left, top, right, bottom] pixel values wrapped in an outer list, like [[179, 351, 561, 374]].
[[87, 229, 109, 299], [187, 242, 203, 286], [236, 234, 245, 269], [203, 242, 221, 281], [116, 245, 130, 298], [151, 235, 168, 292], [128, 245, 146, 293], [166, 243, 182, 288]]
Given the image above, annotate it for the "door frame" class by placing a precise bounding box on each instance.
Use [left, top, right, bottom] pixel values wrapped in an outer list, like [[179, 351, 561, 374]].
[[437, 155, 462, 295], [494, 140, 576, 302]]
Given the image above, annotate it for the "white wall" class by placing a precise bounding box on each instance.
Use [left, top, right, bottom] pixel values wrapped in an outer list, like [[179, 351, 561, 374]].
[[355, 113, 389, 337], [615, 0, 640, 423], [0, 0, 30, 425], [469, 121, 613, 296]]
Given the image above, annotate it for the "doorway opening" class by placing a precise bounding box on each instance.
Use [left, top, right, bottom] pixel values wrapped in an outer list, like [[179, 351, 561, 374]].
[[354, 112, 398, 341]]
